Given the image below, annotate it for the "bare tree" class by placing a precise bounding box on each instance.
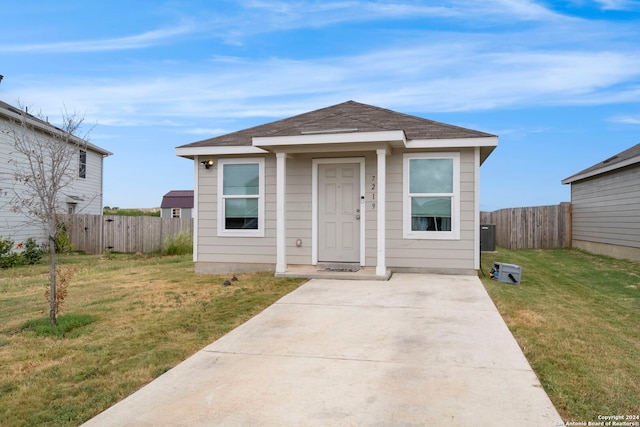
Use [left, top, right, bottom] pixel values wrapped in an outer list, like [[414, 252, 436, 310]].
[[2, 104, 91, 325]]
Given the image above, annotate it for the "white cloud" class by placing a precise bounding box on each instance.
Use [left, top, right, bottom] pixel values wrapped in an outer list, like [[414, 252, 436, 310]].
[[594, 0, 640, 10], [609, 115, 640, 124], [459, 0, 566, 21], [218, 0, 568, 44], [0, 1, 573, 56], [0, 23, 197, 53], [9, 39, 640, 130]]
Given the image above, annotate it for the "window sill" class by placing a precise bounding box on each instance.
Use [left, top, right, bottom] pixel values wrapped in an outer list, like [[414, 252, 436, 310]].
[[403, 231, 459, 240], [218, 230, 265, 238]]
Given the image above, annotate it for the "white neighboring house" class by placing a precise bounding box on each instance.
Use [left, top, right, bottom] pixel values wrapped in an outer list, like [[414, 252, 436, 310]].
[[0, 100, 112, 244]]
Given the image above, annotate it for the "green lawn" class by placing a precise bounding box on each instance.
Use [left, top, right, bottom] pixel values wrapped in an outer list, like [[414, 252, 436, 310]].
[[480, 248, 640, 422], [1, 250, 637, 425], [0, 253, 306, 426]]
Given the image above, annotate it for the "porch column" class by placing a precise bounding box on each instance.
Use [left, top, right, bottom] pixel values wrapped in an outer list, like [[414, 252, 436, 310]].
[[376, 148, 387, 276], [276, 152, 287, 273]]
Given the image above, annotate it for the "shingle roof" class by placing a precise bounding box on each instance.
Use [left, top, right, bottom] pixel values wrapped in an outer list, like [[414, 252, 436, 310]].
[[178, 100, 495, 148], [562, 143, 640, 184], [0, 99, 112, 156], [161, 190, 194, 209]]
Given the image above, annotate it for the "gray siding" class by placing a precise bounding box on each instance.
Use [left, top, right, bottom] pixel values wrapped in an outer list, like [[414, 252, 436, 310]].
[[161, 207, 193, 218], [571, 165, 640, 249], [197, 155, 277, 264], [283, 157, 313, 264], [0, 117, 104, 244], [196, 148, 478, 272], [384, 148, 476, 271]]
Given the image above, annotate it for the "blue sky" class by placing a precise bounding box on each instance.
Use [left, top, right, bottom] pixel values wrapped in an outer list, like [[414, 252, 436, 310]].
[[1, 0, 639, 211]]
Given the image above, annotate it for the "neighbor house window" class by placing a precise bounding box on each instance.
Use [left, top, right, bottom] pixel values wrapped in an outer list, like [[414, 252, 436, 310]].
[[79, 149, 87, 179], [403, 153, 460, 240], [67, 203, 77, 214], [217, 158, 265, 237], [172, 208, 181, 218]]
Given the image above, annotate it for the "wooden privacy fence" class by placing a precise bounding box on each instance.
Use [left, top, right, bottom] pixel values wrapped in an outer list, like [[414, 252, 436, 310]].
[[59, 214, 193, 254], [480, 203, 572, 250]]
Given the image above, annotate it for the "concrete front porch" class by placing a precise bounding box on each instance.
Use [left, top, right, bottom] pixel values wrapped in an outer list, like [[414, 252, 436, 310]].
[[275, 264, 392, 280]]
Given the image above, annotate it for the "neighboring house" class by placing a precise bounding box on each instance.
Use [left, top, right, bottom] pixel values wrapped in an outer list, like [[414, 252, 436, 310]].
[[562, 143, 640, 262], [0, 100, 111, 244], [176, 101, 497, 277], [160, 190, 194, 218]]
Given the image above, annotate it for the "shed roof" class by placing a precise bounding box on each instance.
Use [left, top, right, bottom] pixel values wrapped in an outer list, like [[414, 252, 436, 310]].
[[562, 143, 640, 184], [161, 190, 194, 209], [178, 100, 495, 149]]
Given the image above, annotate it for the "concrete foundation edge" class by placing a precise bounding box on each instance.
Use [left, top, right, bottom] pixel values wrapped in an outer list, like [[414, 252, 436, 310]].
[[573, 240, 640, 263], [195, 262, 477, 277]]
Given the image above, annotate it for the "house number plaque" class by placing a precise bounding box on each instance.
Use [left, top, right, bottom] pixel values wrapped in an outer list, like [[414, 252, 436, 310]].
[[370, 175, 376, 210]]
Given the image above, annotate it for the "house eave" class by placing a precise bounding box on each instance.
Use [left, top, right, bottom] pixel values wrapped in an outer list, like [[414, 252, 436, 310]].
[[405, 136, 497, 149], [561, 156, 640, 184], [405, 136, 498, 165], [252, 130, 407, 147], [177, 133, 497, 161], [175, 145, 269, 159]]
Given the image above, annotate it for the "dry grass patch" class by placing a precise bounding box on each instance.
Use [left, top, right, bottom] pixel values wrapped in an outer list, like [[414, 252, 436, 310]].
[[0, 253, 306, 426]]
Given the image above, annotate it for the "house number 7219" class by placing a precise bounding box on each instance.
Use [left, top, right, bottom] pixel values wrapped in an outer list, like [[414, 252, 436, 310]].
[[371, 175, 376, 210]]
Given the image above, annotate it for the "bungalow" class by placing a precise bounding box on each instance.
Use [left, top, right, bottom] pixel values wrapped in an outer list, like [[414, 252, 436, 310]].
[[562, 143, 640, 262], [176, 101, 497, 278]]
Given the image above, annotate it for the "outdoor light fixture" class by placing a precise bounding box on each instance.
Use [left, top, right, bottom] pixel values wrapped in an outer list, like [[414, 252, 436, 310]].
[[201, 159, 214, 169]]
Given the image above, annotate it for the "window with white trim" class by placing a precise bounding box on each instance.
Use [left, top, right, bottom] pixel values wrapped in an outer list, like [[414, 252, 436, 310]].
[[403, 153, 460, 240], [217, 158, 265, 237], [171, 208, 181, 218]]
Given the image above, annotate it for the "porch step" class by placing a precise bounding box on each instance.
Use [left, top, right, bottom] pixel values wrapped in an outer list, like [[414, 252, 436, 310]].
[[316, 262, 361, 273], [275, 265, 392, 281]]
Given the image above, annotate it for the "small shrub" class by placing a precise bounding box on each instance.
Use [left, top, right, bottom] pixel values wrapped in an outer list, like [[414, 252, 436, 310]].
[[0, 236, 22, 268], [0, 236, 13, 256], [163, 232, 193, 255], [22, 237, 44, 265], [54, 222, 73, 253]]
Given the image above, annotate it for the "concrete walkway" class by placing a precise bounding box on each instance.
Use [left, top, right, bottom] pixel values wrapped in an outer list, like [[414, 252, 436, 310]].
[[82, 274, 562, 426]]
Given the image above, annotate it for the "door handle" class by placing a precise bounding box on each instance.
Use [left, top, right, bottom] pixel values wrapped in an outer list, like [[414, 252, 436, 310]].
[[356, 214, 360, 220]]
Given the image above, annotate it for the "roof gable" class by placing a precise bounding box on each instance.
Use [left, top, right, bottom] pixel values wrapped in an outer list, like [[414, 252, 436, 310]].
[[562, 143, 640, 184], [178, 101, 495, 149]]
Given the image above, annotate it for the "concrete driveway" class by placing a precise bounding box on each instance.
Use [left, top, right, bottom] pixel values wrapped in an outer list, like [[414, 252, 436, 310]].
[[82, 274, 562, 426]]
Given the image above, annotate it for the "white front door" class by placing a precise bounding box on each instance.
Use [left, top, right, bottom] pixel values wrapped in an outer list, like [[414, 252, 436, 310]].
[[318, 163, 360, 262]]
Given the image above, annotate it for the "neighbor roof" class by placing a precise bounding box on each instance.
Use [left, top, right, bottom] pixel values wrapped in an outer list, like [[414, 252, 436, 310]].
[[562, 143, 640, 184], [161, 190, 194, 209], [178, 100, 496, 149], [0, 100, 112, 156]]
